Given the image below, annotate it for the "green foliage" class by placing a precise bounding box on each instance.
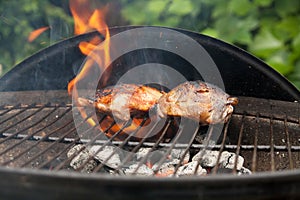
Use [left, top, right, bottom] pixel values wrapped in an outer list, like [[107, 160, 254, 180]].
[[0, 0, 299, 90], [0, 0, 73, 75], [120, 0, 300, 89]]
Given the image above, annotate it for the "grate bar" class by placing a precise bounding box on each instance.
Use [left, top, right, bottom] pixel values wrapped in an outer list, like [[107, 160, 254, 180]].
[[172, 123, 200, 176], [114, 118, 173, 173], [54, 115, 120, 171], [20, 124, 78, 168], [47, 115, 109, 170], [211, 121, 230, 174], [0, 107, 72, 162], [192, 125, 215, 175], [151, 122, 188, 175], [49, 126, 97, 170], [130, 119, 172, 175], [0, 106, 28, 125], [1, 118, 73, 166], [284, 117, 294, 170], [2, 132, 300, 151], [0, 99, 299, 175], [270, 116, 275, 171], [93, 117, 148, 173], [0, 105, 47, 143], [233, 114, 245, 174], [251, 114, 259, 172], [0, 104, 22, 116]]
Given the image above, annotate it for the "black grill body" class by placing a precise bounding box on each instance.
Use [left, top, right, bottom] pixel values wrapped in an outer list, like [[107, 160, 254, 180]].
[[0, 26, 299, 200]]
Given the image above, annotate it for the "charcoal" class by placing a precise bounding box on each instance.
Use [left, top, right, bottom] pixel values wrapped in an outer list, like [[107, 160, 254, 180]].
[[135, 148, 152, 161], [68, 145, 97, 173], [238, 167, 252, 175], [220, 151, 244, 170], [192, 150, 245, 171], [89, 145, 122, 169], [176, 161, 207, 176], [192, 150, 220, 167], [170, 148, 190, 164], [67, 144, 85, 158], [152, 162, 175, 177], [124, 163, 154, 176]]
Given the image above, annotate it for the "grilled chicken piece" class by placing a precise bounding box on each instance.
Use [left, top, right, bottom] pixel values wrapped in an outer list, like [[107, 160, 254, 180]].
[[78, 84, 164, 121], [155, 81, 238, 125]]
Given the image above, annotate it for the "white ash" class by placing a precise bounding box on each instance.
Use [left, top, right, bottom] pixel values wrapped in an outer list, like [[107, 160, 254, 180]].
[[80, 160, 98, 173], [162, 158, 181, 166], [220, 151, 244, 171], [67, 144, 250, 176], [135, 148, 190, 166], [192, 150, 245, 171], [238, 167, 252, 175], [67, 145, 97, 173], [136, 150, 166, 166], [89, 145, 122, 169], [169, 148, 190, 164], [67, 144, 85, 158], [135, 148, 152, 161], [192, 150, 220, 167], [124, 163, 154, 176], [176, 161, 207, 177], [152, 162, 176, 177]]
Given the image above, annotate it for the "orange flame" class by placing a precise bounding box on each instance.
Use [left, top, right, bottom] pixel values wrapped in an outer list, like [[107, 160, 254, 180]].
[[28, 26, 50, 42], [68, 0, 111, 128], [68, 0, 110, 95]]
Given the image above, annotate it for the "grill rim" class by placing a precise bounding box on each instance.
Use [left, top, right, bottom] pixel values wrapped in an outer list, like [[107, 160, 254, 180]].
[[1, 25, 300, 199], [2, 163, 300, 182], [1, 25, 299, 101], [1, 166, 300, 200]]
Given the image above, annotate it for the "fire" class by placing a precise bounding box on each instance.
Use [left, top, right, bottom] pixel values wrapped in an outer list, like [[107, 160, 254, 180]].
[[28, 26, 50, 42], [68, 0, 110, 94], [66, 1, 175, 144], [67, 0, 111, 128]]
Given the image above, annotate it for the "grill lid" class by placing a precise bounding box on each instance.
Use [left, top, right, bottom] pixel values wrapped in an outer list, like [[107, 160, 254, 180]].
[[0, 26, 299, 101]]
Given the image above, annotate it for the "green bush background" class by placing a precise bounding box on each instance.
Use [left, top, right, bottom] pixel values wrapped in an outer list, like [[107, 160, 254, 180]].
[[1, 0, 299, 89]]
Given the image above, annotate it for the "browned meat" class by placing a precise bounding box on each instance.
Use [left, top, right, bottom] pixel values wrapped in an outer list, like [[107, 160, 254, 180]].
[[155, 81, 238, 125], [78, 84, 164, 121], [78, 81, 238, 125]]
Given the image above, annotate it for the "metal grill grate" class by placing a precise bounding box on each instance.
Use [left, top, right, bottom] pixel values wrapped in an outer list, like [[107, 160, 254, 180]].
[[0, 93, 299, 177]]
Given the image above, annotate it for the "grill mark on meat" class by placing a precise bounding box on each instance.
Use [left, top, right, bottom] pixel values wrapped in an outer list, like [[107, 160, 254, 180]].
[[156, 81, 238, 125], [77, 81, 238, 125], [78, 84, 164, 121]]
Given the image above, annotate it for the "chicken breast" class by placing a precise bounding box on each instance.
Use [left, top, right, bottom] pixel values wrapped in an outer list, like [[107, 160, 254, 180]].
[[77, 84, 164, 121], [155, 81, 238, 125]]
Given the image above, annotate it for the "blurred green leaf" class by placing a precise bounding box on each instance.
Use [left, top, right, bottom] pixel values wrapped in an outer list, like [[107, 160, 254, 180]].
[[148, 1, 168, 14], [287, 60, 300, 89], [292, 33, 300, 53], [275, 16, 300, 39], [212, 0, 229, 18], [168, 0, 193, 16], [121, 1, 147, 24], [1, 0, 300, 89], [214, 15, 257, 45], [253, 0, 272, 7], [266, 50, 293, 75], [275, 0, 300, 17], [249, 28, 283, 58], [228, 0, 254, 16]]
